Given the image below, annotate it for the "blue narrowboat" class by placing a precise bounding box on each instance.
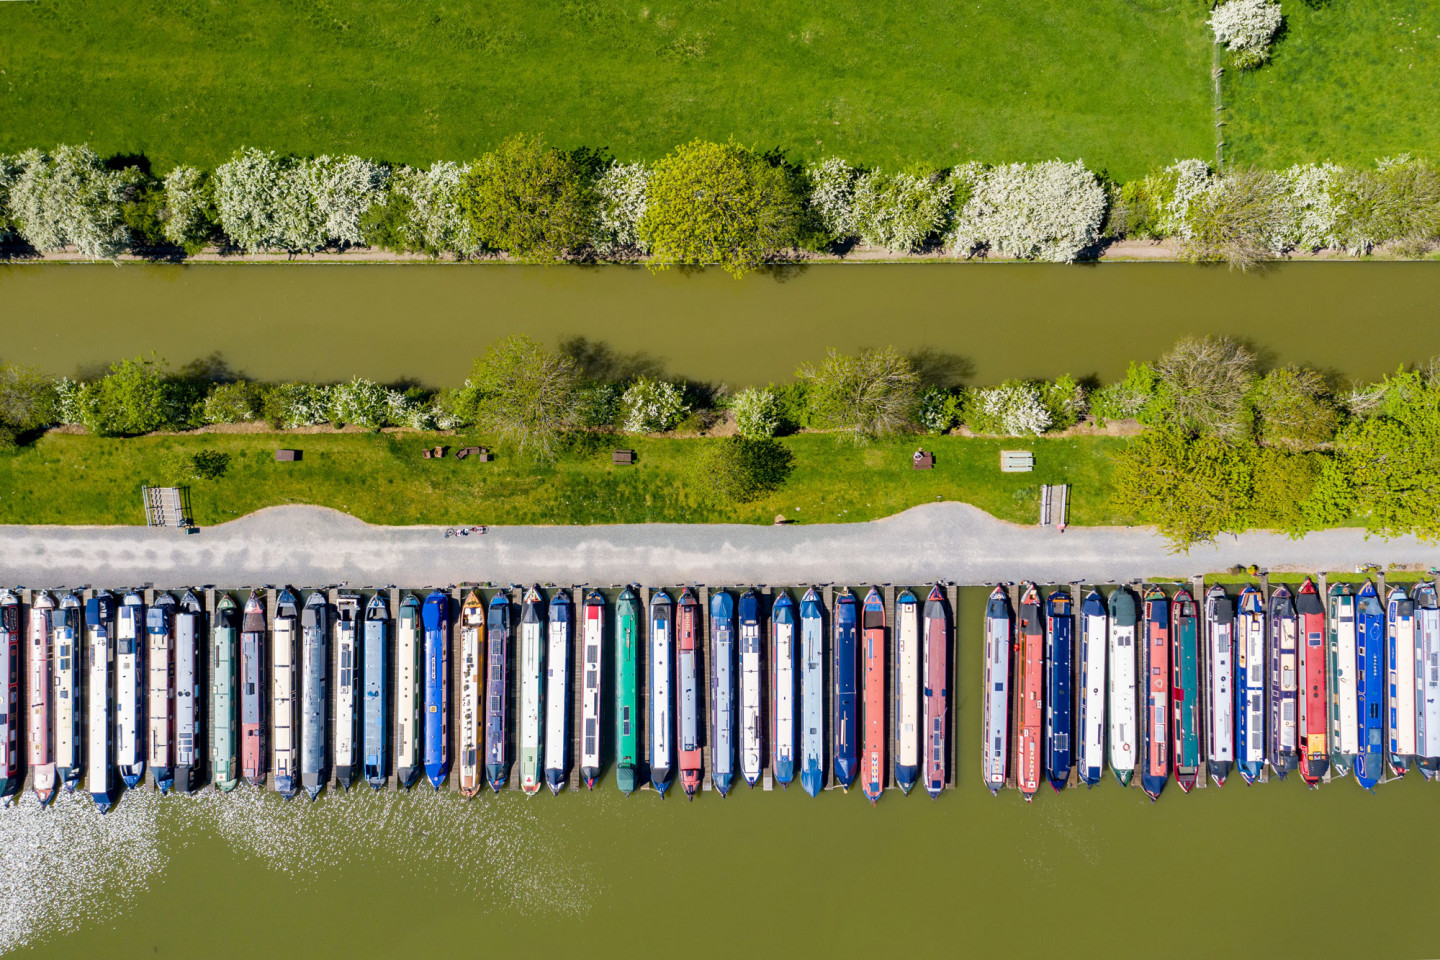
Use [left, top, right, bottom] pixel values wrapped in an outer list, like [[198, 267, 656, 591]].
[[422, 590, 451, 790], [1045, 589, 1075, 792], [485, 590, 511, 793], [1356, 581, 1387, 791], [832, 590, 859, 791]]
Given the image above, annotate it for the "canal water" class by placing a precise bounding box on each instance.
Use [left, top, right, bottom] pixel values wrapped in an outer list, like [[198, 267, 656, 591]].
[[3, 262, 1440, 387], [3, 587, 1437, 959]]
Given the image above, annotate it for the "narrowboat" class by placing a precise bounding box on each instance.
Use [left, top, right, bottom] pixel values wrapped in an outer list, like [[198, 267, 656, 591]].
[[544, 589, 572, 796], [0, 590, 18, 805], [485, 590, 511, 793], [333, 593, 360, 792], [1387, 586, 1416, 777], [1077, 589, 1106, 788], [1268, 585, 1299, 779], [981, 587, 1012, 795], [1017, 585, 1044, 801], [173, 591, 204, 795], [1356, 581, 1387, 790], [739, 588, 764, 790], [363, 593, 391, 790], [861, 587, 886, 804], [1171, 587, 1200, 793], [894, 588, 921, 797], [459, 590, 485, 798], [1045, 589, 1074, 793], [146, 593, 177, 794], [86, 593, 115, 813], [212, 593, 240, 793], [770, 590, 797, 789], [614, 587, 640, 796], [799, 588, 826, 798], [649, 589, 675, 797], [580, 590, 605, 789], [921, 586, 949, 799], [704, 589, 732, 798], [1204, 585, 1234, 787], [519, 586, 546, 796], [1234, 586, 1266, 785], [28, 590, 57, 805], [54, 593, 83, 794], [1140, 587, 1169, 801], [422, 590, 451, 790], [116, 591, 146, 790], [299, 591, 328, 801], [240, 591, 267, 787], [395, 593, 422, 789], [1326, 583, 1358, 780], [1297, 578, 1328, 786], [1416, 582, 1440, 779], [272, 588, 300, 799], [832, 589, 859, 792], [1107, 587, 1138, 788]]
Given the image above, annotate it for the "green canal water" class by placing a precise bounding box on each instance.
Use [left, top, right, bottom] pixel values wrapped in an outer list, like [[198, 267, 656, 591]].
[[3, 587, 1438, 959], [3, 262, 1440, 386]]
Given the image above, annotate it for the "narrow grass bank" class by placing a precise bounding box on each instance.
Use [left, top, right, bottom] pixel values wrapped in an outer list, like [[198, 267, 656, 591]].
[[0, 432, 1123, 527]]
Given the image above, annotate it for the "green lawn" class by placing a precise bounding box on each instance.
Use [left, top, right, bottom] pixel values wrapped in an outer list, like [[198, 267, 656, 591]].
[[1223, 1, 1440, 168], [0, 1, 1211, 181], [0, 431, 1124, 527]]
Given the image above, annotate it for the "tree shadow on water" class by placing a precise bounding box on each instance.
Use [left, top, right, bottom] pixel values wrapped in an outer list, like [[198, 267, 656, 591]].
[[905, 347, 975, 389], [558, 336, 667, 383]]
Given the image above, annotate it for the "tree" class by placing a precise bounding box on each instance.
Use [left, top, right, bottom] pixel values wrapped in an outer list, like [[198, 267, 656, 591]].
[[1180, 167, 1292, 270], [1252, 366, 1339, 446], [797, 347, 919, 440], [160, 165, 219, 254], [0, 362, 58, 432], [691, 436, 794, 504], [8, 145, 133, 258], [639, 139, 806, 278], [950, 159, 1107, 262], [1330, 158, 1440, 255], [1250, 447, 1323, 538], [86, 357, 179, 436], [850, 169, 952, 253], [1153, 335, 1257, 438], [455, 335, 582, 458], [460, 135, 592, 261], [1110, 428, 1254, 549]]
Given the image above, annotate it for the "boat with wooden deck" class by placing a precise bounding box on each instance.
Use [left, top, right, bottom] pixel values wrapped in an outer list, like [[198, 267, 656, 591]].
[[799, 588, 825, 798], [300, 591, 328, 801], [1107, 587, 1137, 788], [981, 587, 1012, 795], [1235, 585, 1266, 785], [1140, 586, 1169, 801], [833, 589, 859, 792], [649, 589, 675, 797], [894, 588, 921, 796], [212, 593, 240, 792], [770, 590, 797, 789], [459, 590, 485, 797], [1170, 587, 1200, 793], [0, 590, 18, 805], [861, 587, 886, 805], [240, 591, 267, 787], [86, 593, 115, 813], [485, 590, 511, 793], [1297, 578, 1329, 786], [1356, 581, 1386, 790], [146, 593, 176, 794], [921, 586, 948, 799], [363, 593, 391, 790], [28, 590, 57, 805], [272, 588, 300, 799], [116, 591, 146, 790], [1017, 584, 1043, 801], [1415, 582, 1440, 780], [173, 591, 204, 795], [395, 593, 422, 789], [544, 589, 572, 796], [613, 587, 640, 796], [1204, 585, 1234, 787], [580, 590, 605, 789], [704, 589, 732, 798], [1325, 583, 1358, 780], [1045, 589, 1074, 793], [739, 589, 764, 790], [518, 586, 546, 796], [334, 594, 360, 791], [1268, 585, 1299, 779], [1387, 586, 1416, 777], [1077, 589, 1106, 788], [422, 590, 451, 791]]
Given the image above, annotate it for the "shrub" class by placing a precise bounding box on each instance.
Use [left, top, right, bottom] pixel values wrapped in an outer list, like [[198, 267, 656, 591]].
[[461, 135, 593, 261], [731, 386, 781, 439], [806, 157, 858, 244], [964, 380, 1052, 436], [850, 169, 952, 253], [1104, 179, 1165, 241], [212, 147, 286, 251], [1110, 428, 1255, 548], [592, 161, 650, 254], [1089, 362, 1160, 424], [364, 161, 479, 256], [329, 376, 392, 429], [1252, 367, 1340, 446], [797, 347, 919, 440], [0, 362, 58, 432], [264, 382, 334, 429], [771, 381, 812, 433], [575, 383, 621, 428], [201, 380, 266, 424], [621, 376, 688, 433], [458, 335, 583, 457], [86, 357, 180, 436], [640, 139, 806, 278], [1180, 167, 1292, 269], [691, 436, 794, 504], [1209, 0, 1284, 70], [8, 145, 133, 257], [213, 148, 388, 252], [1280, 163, 1341, 251], [1330, 157, 1440, 255], [1041, 375, 1087, 431], [950, 160, 1106, 262], [1250, 447, 1323, 538], [917, 387, 963, 435], [53, 377, 91, 426], [1154, 335, 1257, 438]]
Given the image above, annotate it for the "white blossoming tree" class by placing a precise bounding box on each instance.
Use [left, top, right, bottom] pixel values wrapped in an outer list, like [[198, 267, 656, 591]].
[[7, 145, 132, 258], [950, 160, 1106, 262], [964, 380, 1052, 436], [1209, 0, 1284, 70], [1281, 163, 1341, 251], [160, 165, 216, 252], [329, 376, 392, 428], [730, 386, 780, 439], [390, 161, 479, 256], [806, 157, 858, 244], [592, 161, 650, 254], [851, 170, 952, 253], [621, 377, 688, 433], [214, 148, 388, 252]]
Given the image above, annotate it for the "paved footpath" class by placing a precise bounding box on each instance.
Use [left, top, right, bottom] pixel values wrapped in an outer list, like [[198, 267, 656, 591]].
[[0, 504, 1435, 589]]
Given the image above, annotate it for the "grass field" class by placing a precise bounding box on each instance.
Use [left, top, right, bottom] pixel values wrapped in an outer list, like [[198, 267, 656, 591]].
[[0, 0, 1211, 181], [0, 431, 1124, 527], [1223, 1, 1440, 168]]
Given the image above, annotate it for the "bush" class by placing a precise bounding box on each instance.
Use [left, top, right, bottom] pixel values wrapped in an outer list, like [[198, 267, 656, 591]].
[[201, 380, 266, 424], [0, 362, 58, 432], [83, 357, 183, 436], [1330, 157, 1440, 255], [731, 387, 781, 439], [213, 148, 388, 252], [461, 135, 593, 261], [798, 347, 919, 440], [771, 381, 812, 433], [263, 382, 334, 429], [1154, 335, 1257, 438], [1110, 429, 1255, 548], [620, 377, 688, 433], [806, 157, 857, 245], [575, 383, 621, 428], [1180, 168, 1292, 269], [1252, 367, 1340, 446], [691, 436, 794, 504], [364, 162, 479, 256], [1089, 362, 1160, 424], [850, 169, 952, 253], [1041, 375, 1086, 431], [160, 165, 218, 253], [1281, 163, 1342, 252], [951, 160, 1107, 262], [640, 139, 806, 278], [1103, 179, 1165, 241], [456, 335, 583, 456], [917, 387, 963, 435], [964, 380, 1052, 436], [329, 377, 392, 429], [8, 145, 133, 257], [1209, 0, 1284, 70], [591, 161, 649, 255]]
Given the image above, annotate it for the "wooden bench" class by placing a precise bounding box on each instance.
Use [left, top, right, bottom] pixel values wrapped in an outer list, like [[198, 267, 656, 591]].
[[422, 445, 449, 460], [612, 449, 635, 465], [274, 449, 301, 462], [1000, 450, 1034, 473], [455, 446, 492, 461], [911, 450, 934, 470]]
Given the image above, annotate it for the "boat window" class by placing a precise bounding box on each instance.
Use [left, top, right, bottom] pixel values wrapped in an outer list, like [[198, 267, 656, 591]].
[[1369, 728, 1382, 747], [1370, 703, 1380, 719], [1307, 631, 1322, 646]]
